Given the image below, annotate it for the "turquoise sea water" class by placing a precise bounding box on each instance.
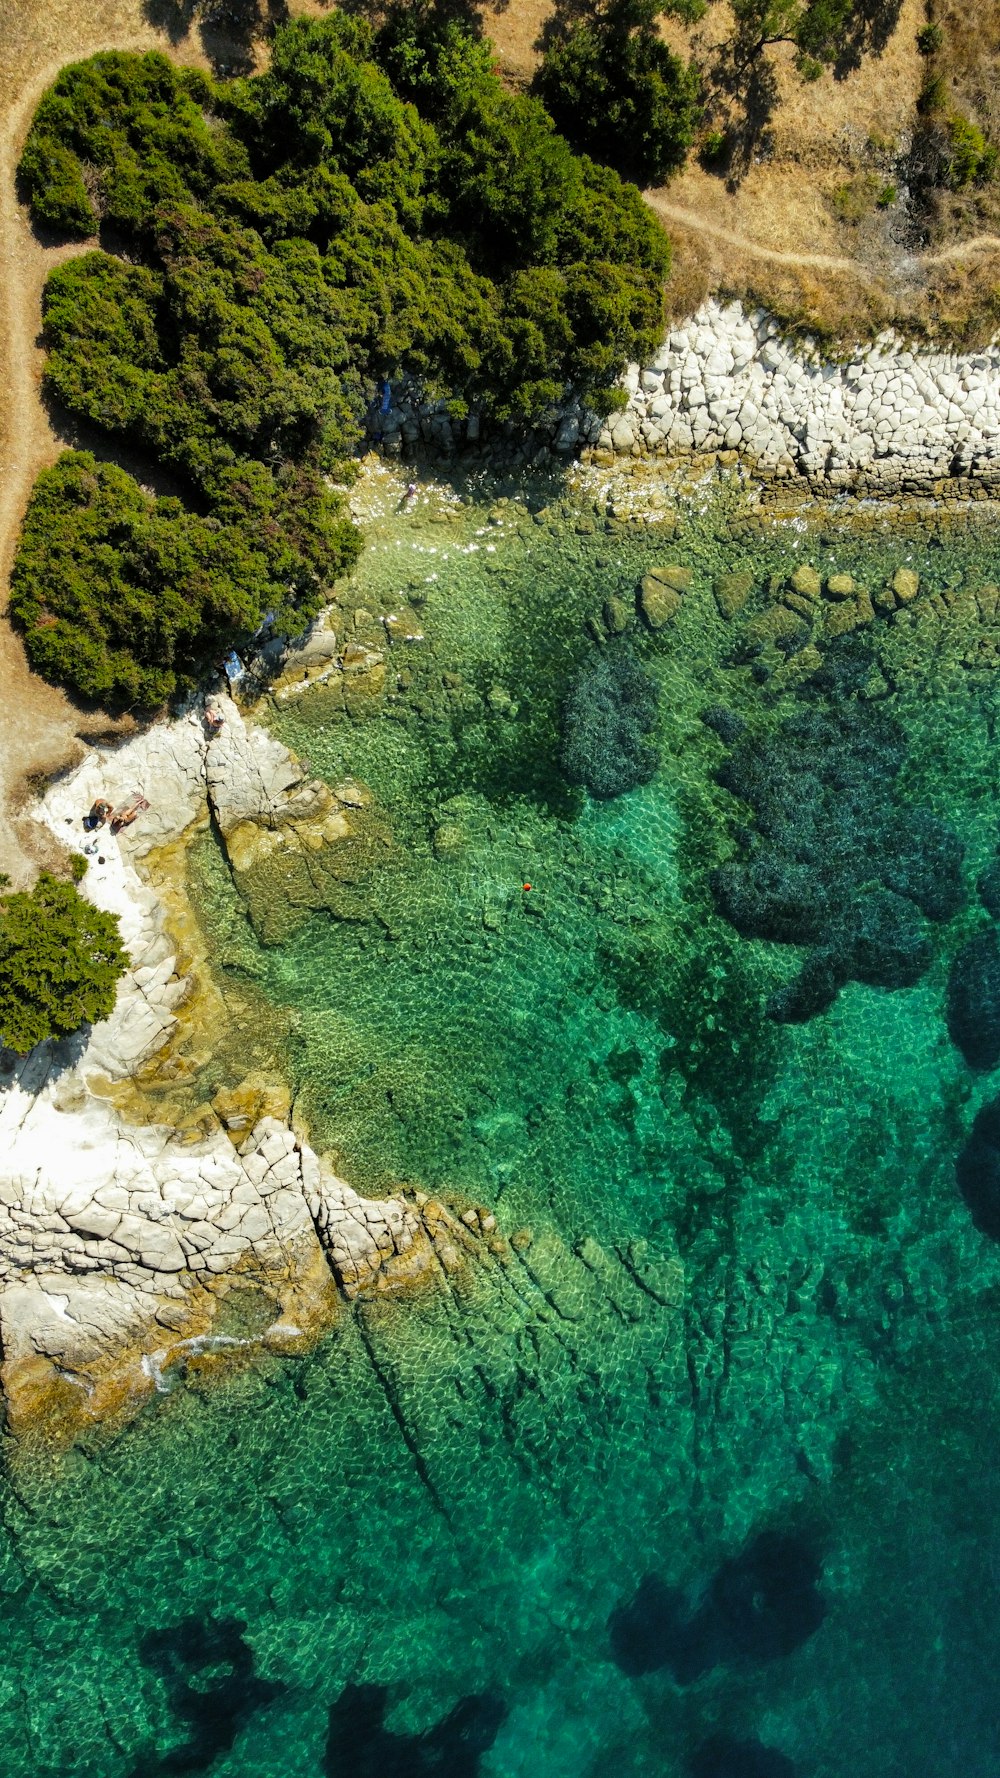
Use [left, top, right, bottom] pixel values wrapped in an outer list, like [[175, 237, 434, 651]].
[[6, 470, 1000, 1776]]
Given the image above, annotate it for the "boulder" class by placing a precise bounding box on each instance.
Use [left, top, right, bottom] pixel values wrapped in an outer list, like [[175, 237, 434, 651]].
[[714, 568, 754, 620], [947, 928, 1000, 1070], [957, 1096, 1000, 1239], [603, 595, 634, 635], [638, 577, 681, 629], [737, 604, 808, 657], [825, 573, 856, 599], [892, 566, 920, 603], [789, 564, 822, 600], [646, 564, 692, 592]]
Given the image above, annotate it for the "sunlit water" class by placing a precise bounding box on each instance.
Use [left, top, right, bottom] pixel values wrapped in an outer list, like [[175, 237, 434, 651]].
[[5, 468, 1000, 1777]]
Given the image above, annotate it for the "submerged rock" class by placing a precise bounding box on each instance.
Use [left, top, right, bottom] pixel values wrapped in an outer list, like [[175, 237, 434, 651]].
[[206, 696, 392, 944], [978, 857, 1000, 918], [714, 569, 754, 620], [947, 929, 1000, 1071], [561, 643, 659, 800], [133, 1615, 281, 1776], [639, 575, 682, 629], [957, 1096, 1000, 1238], [325, 1683, 505, 1778], [689, 1736, 797, 1778], [712, 682, 964, 1022], [609, 1530, 825, 1684]]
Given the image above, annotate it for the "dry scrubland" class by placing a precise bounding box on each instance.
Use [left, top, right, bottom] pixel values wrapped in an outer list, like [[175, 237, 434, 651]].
[[486, 0, 1000, 346], [2, 0, 1000, 883]]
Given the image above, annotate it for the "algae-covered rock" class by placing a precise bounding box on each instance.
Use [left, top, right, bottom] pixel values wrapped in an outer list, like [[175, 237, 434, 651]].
[[433, 821, 466, 859], [892, 567, 920, 603], [714, 569, 754, 620], [737, 604, 808, 658], [823, 599, 863, 639], [638, 577, 681, 629], [604, 594, 634, 635], [561, 642, 659, 800], [213, 1072, 292, 1136], [206, 697, 392, 944], [382, 605, 425, 645], [789, 564, 822, 600], [825, 573, 856, 599], [646, 564, 692, 592]]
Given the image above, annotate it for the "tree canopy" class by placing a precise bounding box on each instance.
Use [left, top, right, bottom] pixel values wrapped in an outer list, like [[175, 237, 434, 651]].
[[534, 1, 702, 187], [0, 872, 127, 1054]]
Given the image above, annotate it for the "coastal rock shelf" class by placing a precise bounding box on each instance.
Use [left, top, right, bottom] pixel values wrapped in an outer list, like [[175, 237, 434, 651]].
[[382, 299, 1000, 496], [0, 699, 490, 1437]]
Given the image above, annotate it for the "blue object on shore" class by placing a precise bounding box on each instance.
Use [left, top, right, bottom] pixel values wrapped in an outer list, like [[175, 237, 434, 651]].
[[380, 379, 392, 414], [223, 649, 245, 686]]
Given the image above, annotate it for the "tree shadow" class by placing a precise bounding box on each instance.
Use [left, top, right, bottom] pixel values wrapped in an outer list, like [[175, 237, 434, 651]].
[[141, 0, 289, 73], [830, 0, 904, 78], [0, 1029, 92, 1094]]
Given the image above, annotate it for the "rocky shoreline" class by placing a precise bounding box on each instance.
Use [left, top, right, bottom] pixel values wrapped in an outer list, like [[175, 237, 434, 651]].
[[0, 692, 498, 1442], [373, 298, 1000, 497]]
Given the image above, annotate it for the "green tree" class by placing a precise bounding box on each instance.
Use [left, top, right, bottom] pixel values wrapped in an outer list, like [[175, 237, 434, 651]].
[[534, 0, 702, 185], [9, 452, 341, 708], [0, 873, 127, 1053]]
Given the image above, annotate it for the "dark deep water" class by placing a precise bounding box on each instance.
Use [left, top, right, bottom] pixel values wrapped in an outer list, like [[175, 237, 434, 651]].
[[7, 468, 1000, 1777]]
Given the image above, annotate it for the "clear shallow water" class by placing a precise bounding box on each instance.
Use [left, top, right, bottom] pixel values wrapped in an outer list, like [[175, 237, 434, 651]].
[[7, 473, 1000, 1775]]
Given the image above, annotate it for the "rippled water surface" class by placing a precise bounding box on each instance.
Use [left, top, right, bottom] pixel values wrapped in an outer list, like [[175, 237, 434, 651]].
[[7, 469, 1000, 1777]]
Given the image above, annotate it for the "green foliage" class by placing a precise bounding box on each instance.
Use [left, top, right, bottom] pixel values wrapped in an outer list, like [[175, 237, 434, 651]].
[[15, 19, 671, 706], [18, 53, 247, 238], [11, 452, 352, 708], [534, 5, 701, 185], [20, 20, 669, 425], [916, 21, 943, 54], [945, 114, 998, 188], [731, 0, 878, 68], [0, 872, 126, 1053]]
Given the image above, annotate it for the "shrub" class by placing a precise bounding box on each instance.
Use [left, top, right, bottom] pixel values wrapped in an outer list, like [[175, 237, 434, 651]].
[[561, 643, 660, 799], [945, 114, 997, 188], [916, 22, 943, 54], [0, 873, 126, 1053]]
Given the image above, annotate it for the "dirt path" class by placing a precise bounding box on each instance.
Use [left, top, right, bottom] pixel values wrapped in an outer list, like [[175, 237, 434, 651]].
[[646, 192, 1000, 280], [644, 194, 864, 274]]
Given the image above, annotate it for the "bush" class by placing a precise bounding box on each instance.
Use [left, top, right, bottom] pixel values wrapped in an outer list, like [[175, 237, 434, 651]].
[[0, 873, 126, 1053], [561, 643, 660, 799], [916, 22, 943, 54], [945, 114, 997, 188], [534, 9, 700, 186]]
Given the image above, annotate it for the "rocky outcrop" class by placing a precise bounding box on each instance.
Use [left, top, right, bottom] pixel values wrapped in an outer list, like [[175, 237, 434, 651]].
[[0, 698, 492, 1440], [375, 298, 1000, 495], [205, 693, 393, 943]]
